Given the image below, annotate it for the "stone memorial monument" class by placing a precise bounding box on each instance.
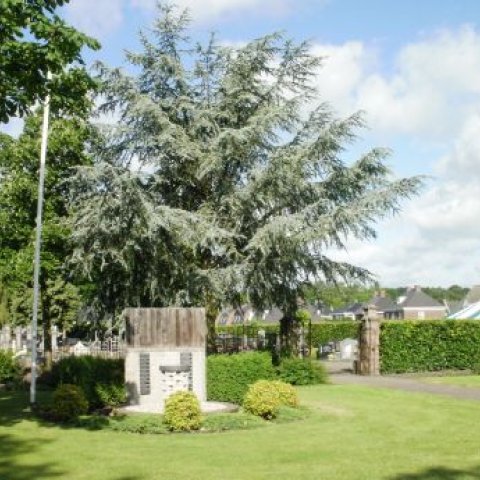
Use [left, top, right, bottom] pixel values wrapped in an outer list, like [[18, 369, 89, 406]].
[[123, 307, 206, 413]]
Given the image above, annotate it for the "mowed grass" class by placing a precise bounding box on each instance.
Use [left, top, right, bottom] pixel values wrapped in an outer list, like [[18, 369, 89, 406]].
[[420, 375, 480, 389], [1, 385, 480, 480]]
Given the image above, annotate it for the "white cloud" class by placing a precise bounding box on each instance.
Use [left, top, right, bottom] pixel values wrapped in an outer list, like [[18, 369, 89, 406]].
[[131, 0, 297, 23], [310, 42, 373, 113], [313, 27, 480, 286], [311, 25, 480, 139], [65, 0, 125, 38]]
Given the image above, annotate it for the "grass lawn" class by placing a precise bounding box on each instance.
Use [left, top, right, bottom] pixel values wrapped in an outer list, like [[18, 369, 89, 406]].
[[2, 385, 480, 480], [420, 375, 480, 389]]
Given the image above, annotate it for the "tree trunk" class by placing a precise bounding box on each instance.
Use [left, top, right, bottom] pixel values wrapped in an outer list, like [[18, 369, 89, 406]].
[[205, 293, 220, 354], [279, 314, 300, 358]]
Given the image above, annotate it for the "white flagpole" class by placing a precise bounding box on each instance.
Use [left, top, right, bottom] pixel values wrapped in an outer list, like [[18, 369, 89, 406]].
[[30, 82, 51, 405]]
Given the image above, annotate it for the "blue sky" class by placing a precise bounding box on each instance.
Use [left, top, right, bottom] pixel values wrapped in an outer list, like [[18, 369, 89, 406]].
[[5, 0, 480, 287]]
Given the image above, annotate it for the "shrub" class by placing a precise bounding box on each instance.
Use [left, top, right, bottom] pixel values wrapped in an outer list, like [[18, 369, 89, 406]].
[[243, 380, 281, 420], [95, 383, 127, 408], [380, 321, 480, 374], [277, 358, 328, 385], [207, 351, 276, 404], [51, 384, 88, 422], [47, 356, 124, 408], [163, 391, 203, 432], [271, 380, 298, 407], [0, 350, 21, 384]]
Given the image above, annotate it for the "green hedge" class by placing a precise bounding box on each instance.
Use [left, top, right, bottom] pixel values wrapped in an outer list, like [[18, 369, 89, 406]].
[[47, 356, 124, 408], [380, 320, 480, 374], [308, 322, 360, 345], [207, 352, 276, 404], [217, 321, 359, 345]]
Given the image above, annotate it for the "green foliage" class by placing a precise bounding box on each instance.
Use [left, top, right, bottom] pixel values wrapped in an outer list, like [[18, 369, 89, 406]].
[[309, 322, 360, 345], [380, 321, 480, 373], [95, 383, 127, 408], [243, 380, 282, 420], [51, 384, 88, 422], [303, 282, 375, 310], [207, 351, 276, 404], [0, 351, 21, 384], [472, 362, 480, 375], [163, 391, 203, 432], [0, 114, 93, 336], [48, 356, 124, 408], [0, 0, 99, 122], [270, 380, 299, 407], [295, 309, 311, 326], [277, 358, 328, 385], [70, 4, 421, 343]]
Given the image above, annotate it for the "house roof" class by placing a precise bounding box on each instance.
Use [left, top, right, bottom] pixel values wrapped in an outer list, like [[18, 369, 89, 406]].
[[332, 302, 364, 316], [465, 285, 480, 306], [446, 300, 464, 316], [386, 287, 444, 311], [448, 301, 480, 320], [263, 307, 283, 323], [369, 294, 396, 312]]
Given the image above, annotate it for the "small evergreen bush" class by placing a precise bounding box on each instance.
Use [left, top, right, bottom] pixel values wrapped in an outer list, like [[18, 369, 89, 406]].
[[0, 350, 21, 384], [95, 383, 127, 408], [243, 380, 282, 420], [51, 384, 88, 422], [163, 391, 203, 432], [277, 358, 328, 385], [207, 351, 276, 404], [271, 380, 298, 407]]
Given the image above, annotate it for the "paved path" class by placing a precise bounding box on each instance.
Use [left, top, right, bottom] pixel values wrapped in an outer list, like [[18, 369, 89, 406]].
[[331, 374, 480, 402]]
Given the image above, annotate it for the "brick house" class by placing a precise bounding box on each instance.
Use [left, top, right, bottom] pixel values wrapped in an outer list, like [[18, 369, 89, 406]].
[[384, 286, 447, 320]]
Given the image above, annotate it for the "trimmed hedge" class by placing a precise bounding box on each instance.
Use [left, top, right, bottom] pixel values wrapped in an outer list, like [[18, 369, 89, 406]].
[[309, 322, 360, 345], [47, 356, 124, 408], [380, 320, 480, 374], [207, 351, 276, 404], [217, 321, 359, 345]]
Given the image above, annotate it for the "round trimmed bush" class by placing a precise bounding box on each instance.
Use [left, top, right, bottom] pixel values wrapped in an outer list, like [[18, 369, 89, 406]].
[[243, 380, 282, 420], [51, 384, 89, 422], [271, 380, 298, 407], [163, 391, 203, 432]]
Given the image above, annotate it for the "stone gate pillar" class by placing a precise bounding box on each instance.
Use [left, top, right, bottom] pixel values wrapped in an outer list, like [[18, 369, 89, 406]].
[[358, 305, 380, 375]]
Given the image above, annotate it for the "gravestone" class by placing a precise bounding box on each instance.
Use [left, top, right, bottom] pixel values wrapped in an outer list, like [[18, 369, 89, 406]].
[[123, 308, 206, 413], [340, 338, 358, 360]]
